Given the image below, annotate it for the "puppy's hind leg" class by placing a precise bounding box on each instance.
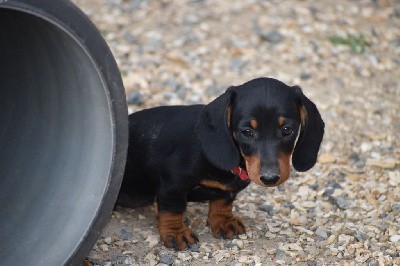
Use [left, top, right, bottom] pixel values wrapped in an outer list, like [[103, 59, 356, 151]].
[[116, 164, 156, 208]]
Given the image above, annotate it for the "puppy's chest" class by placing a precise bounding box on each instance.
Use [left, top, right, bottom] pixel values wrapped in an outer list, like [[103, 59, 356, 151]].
[[199, 172, 250, 192]]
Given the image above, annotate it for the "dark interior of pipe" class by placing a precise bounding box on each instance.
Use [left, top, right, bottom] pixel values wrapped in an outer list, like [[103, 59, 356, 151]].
[[0, 9, 115, 265]]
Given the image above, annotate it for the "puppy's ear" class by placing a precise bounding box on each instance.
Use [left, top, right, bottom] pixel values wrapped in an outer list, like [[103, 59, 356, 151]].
[[292, 86, 325, 172], [195, 88, 240, 171]]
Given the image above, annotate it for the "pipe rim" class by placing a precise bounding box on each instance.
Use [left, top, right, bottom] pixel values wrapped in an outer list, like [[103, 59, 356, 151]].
[[0, 0, 128, 264]]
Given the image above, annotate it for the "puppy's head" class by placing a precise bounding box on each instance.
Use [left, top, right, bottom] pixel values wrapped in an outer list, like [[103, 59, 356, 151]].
[[195, 77, 324, 187]]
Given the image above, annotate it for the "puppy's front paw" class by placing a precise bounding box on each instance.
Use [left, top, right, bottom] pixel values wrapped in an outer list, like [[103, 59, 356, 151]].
[[208, 215, 246, 239], [207, 199, 245, 239], [157, 212, 199, 250]]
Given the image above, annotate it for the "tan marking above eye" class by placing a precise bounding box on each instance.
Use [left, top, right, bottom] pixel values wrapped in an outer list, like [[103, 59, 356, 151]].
[[250, 119, 258, 129], [278, 116, 285, 126]]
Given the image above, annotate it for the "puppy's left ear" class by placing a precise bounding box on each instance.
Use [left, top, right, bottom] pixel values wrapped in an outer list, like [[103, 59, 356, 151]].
[[292, 86, 325, 172], [195, 88, 240, 171]]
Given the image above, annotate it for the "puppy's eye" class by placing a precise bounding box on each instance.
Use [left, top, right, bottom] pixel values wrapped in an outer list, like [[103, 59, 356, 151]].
[[241, 129, 254, 138], [282, 126, 293, 136]]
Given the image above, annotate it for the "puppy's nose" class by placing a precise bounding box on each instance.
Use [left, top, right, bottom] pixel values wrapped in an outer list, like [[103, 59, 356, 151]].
[[260, 174, 280, 185]]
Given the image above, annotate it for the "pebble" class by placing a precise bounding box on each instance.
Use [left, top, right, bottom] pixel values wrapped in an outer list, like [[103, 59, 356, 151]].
[[103, 236, 112, 245], [259, 29, 284, 44], [236, 240, 244, 249], [318, 154, 337, 164], [258, 204, 276, 216], [390, 235, 400, 242], [275, 249, 289, 262], [120, 228, 133, 240], [328, 195, 352, 210], [99, 244, 109, 252], [315, 227, 329, 240], [127, 90, 145, 105], [146, 235, 159, 248], [366, 158, 397, 169]]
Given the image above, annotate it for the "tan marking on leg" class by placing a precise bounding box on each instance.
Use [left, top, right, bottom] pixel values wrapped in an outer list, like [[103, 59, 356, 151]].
[[157, 212, 198, 250], [200, 180, 230, 191], [207, 199, 245, 239], [250, 119, 258, 129]]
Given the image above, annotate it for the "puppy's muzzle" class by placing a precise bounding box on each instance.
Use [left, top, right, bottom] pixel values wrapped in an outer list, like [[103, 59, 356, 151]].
[[260, 174, 280, 186]]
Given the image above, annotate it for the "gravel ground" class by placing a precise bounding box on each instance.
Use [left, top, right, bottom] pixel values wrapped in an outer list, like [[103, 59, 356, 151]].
[[72, 0, 400, 265]]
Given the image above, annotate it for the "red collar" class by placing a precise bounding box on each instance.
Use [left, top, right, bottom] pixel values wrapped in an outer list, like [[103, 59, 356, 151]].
[[231, 166, 250, 181]]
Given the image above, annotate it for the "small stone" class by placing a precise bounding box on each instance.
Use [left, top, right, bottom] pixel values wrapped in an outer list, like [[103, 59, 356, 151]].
[[365, 194, 379, 207], [318, 154, 337, 164], [354, 233, 369, 241], [114, 241, 125, 247], [300, 71, 312, 80], [366, 158, 397, 169], [328, 195, 352, 210], [347, 175, 363, 182], [230, 57, 248, 72], [236, 240, 244, 249], [355, 253, 370, 263], [122, 250, 134, 255], [177, 252, 191, 261], [259, 29, 284, 44], [146, 235, 159, 248], [388, 171, 400, 186], [239, 256, 248, 263], [124, 257, 135, 265], [259, 204, 275, 215], [127, 91, 145, 105], [99, 244, 109, 252], [268, 224, 281, 233], [392, 203, 400, 212], [145, 253, 158, 266], [361, 142, 373, 152], [338, 234, 353, 245], [390, 235, 400, 242], [326, 235, 337, 245], [283, 243, 303, 251], [315, 227, 329, 240], [189, 244, 200, 252], [275, 249, 289, 261], [120, 228, 133, 240], [104, 237, 112, 245], [239, 234, 248, 239]]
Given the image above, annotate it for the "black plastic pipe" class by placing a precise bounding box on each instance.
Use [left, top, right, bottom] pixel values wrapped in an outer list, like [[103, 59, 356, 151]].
[[0, 1, 128, 265]]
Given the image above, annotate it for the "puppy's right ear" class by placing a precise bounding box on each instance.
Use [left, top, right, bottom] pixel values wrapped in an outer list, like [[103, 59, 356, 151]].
[[195, 88, 240, 171]]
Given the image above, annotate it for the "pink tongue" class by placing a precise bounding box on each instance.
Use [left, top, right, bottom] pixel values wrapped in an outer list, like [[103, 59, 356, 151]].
[[231, 166, 250, 181]]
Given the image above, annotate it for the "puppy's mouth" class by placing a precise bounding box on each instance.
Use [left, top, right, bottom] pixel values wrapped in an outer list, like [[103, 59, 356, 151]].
[[244, 162, 290, 188], [248, 173, 289, 187], [241, 152, 292, 188]]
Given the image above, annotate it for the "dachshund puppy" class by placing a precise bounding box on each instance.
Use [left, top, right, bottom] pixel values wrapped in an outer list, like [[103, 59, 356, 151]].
[[117, 77, 324, 250]]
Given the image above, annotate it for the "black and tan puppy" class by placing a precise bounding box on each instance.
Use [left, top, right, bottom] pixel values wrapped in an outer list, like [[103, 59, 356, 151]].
[[117, 77, 324, 250]]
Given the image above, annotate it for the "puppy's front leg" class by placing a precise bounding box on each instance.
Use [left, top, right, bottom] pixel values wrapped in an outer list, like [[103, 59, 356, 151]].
[[207, 198, 246, 239], [156, 193, 198, 250]]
